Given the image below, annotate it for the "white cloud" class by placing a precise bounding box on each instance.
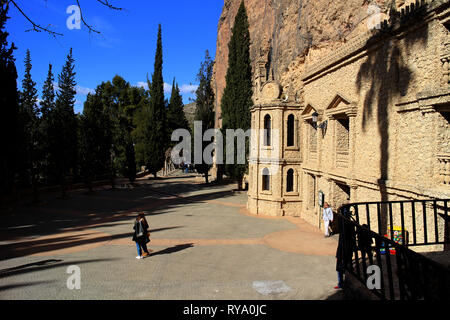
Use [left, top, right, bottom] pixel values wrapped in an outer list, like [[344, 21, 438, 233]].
[[76, 85, 95, 95], [136, 82, 172, 94], [164, 82, 172, 94], [179, 84, 198, 94], [135, 82, 198, 96], [136, 81, 149, 90], [52, 82, 94, 96]]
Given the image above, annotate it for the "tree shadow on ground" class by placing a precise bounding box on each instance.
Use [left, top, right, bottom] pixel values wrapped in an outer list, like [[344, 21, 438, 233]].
[[0, 226, 183, 260], [149, 174, 198, 181], [0, 177, 237, 260], [0, 258, 117, 278], [0, 280, 57, 292]]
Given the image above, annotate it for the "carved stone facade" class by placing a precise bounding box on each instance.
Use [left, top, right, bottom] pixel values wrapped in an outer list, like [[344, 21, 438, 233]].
[[247, 0, 450, 232]]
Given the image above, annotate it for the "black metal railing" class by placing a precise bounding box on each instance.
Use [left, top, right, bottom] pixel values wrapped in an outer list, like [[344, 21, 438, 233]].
[[336, 199, 450, 300]]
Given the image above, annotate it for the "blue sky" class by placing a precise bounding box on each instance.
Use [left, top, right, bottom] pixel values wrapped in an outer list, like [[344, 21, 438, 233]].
[[7, 0, 223, 114]]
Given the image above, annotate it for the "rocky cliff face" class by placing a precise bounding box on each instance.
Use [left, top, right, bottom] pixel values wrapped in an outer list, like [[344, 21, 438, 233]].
[[212, 0, 414, 125]]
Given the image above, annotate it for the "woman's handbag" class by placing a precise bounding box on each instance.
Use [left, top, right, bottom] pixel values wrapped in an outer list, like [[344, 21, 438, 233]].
[[136, 221, 144, 237]]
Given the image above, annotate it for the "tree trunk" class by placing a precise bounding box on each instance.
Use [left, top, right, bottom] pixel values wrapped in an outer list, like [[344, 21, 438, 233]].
[[87, 174, 93, 193], [216, 164, 223, 182], [204, 172, 209, 184], [111, 170, 115, 190], [32, 180, 38, 204], [31, 168, 38, 204], [237, 174, 244, 191], [61, 175, 67, 199]]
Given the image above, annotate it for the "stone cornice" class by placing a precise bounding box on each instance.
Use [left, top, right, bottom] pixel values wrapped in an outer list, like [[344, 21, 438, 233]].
[[301, 0, 441, 84], [250, 101, 304, 111], [249, 158, 302, 165], [396, 87, 450, 112]]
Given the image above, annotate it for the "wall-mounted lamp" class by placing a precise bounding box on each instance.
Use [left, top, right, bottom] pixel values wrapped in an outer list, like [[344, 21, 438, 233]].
[[311, 111, 328, 131]]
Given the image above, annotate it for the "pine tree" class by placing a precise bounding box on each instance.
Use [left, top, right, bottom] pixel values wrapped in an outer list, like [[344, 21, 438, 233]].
[[0, 3, 19, 195], [54, 48, 78, 198], [168, 78, 189, 139], [145, 24, 167, 177], [40, 64, 56, 184], [79, 86, 112, 192], [129, 85, 148, 175], [220, 1, 253, 189], [41, 64, 55, 117], [194, 50, 215, 183], [109, 75, 136, 183], [21, 50, 38, 117], [19, 49, 40, 201]]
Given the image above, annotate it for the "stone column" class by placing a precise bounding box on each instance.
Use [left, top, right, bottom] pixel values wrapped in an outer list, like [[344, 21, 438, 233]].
[[348, 110, 358, 181]]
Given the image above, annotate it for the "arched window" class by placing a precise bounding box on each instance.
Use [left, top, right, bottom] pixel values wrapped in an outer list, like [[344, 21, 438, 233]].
[[287, 114, 295, 147], [262, 167, 270, 191], [286, 169, 294, 192], [264, 114, 271, 146]]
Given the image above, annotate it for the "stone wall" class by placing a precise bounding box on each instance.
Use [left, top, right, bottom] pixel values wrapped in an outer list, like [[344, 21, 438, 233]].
[[246, 0, 450, 242]]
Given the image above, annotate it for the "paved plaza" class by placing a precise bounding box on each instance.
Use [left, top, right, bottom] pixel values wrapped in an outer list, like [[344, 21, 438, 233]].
[[0, 172, 342, 300]]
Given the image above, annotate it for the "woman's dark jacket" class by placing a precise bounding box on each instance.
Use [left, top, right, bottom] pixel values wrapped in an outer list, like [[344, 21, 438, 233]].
[[132, 219, 149, 242]]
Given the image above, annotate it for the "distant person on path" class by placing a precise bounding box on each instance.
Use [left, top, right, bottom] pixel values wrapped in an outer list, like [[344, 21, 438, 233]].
[[323, 202, 333, 237], [132, 213, 152, 259]]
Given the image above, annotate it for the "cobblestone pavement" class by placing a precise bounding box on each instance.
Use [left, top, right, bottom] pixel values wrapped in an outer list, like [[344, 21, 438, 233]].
[[0, 173, 343, 300]]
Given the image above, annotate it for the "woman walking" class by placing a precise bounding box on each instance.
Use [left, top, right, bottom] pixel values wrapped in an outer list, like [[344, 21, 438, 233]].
[[132, 212, 151, 259], [322, 202, 334, 237]]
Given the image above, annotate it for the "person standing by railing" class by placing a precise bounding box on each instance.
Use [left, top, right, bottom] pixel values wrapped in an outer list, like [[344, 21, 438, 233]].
[[323, 202, 333, 237], [334, 204, 353, 290]]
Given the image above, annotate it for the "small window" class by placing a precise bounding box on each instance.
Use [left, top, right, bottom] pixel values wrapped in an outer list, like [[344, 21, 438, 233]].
[[442, 111, 450, 123], [262, 167, 270, 191], [287, 114, 295, 147], [264, 114, 271, 146], [309, 122, 317, 152], [336, 117, 350, 151], [444, 21, 450, 32], [286, 169, 294, 192]]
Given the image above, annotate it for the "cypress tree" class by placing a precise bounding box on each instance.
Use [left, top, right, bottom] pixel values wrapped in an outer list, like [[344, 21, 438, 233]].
[[132, 93, 150, 174], [0, 3, 19, 195], [19, 49, 40, 201], [220, 1, 253, 189], [54, 48, 77, 198], [41, 64, 55, 117], [79, 87, 112, 192], [145, 24, 167, 177], [40, 64, 56, 184], [194, 50, 215, 183], [129, 85, 148, 176], [78, 112, 92, 192], [91, 83, 113, 179], [168, 77, 189, 139], [21, 50, 38, 117], [109, 75, 136, 183]]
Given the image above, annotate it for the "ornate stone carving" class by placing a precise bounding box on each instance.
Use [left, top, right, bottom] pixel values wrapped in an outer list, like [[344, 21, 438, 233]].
[[260, 81, 281, 103], [441, 40, 450, 86], [437, 153, 450, 185]]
